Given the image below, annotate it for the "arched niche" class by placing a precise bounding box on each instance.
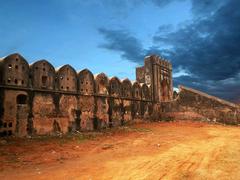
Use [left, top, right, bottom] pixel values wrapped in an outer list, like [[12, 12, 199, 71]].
[[56, 64, 77, 92], [109, 77, 122, 97], [122, 79, 132, 98], [78, 69, 95, 95], [1, 53, 29, 87], [161, 79, 170, 101], [95, 73, 109, 95], [30, 60, 56, 89], [132, 82, 142, 99], [141, 83, 150, 100]]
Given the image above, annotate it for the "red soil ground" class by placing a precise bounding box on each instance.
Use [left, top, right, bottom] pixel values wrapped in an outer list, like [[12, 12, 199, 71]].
[[1, 121, 240, 180]]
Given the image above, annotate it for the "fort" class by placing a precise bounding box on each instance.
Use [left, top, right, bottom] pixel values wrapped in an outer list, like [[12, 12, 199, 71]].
[[0, 53, 239, 137]]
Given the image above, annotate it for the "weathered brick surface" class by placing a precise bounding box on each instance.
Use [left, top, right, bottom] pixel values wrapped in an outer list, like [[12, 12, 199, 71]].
[[122, 100, 132, 123], [96, 97, 109, 129], [2, 90, 29, 136], [59, 95, 78, 131], [1, 53, 239, 137], [109, 98, 123, 127], [79, 96, 95, 130], [32, 93, 56, 134], [161, 86, 240, 124]]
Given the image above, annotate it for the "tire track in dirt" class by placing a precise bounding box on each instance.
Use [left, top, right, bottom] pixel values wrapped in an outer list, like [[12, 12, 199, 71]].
[[102, 129, 227, 180], [1, 122, 240, 180]]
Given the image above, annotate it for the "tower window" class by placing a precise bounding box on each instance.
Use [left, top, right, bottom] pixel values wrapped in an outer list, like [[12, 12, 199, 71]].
[[43, 68, 46, 71], [15, 65, 18, 69], [66, 86, 69, 90], [21, 80, 24, 85], [7, 78, 11, 83], [14, 79, 18, 84]]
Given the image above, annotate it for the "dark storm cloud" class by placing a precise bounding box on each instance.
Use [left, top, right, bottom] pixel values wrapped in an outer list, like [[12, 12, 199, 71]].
[[98, 0, 240, 102], [153, 0, 240, 101], [98, 28, 145, 63]]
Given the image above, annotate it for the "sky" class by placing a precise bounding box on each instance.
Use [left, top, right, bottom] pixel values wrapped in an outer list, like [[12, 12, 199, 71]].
[[0, 0, 239, 102]]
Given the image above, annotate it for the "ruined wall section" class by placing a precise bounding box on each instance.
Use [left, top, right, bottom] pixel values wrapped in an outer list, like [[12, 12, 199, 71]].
[[161, 86, 240, 125], [1, 90, 29, 136], [95, 73, 109, 129], [78, 69, 95, 131], [59, 94, 78, 131], [0, 53, 154, 136], [109, 77, 123, 127]]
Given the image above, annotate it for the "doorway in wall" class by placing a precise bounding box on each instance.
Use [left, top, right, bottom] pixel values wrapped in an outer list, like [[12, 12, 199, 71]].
[[16, 94, 28, 136]]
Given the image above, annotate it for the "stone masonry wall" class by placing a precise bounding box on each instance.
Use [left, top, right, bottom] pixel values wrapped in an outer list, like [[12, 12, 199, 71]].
[[0, 53, 154, 136], [161, 86, 240, 125]]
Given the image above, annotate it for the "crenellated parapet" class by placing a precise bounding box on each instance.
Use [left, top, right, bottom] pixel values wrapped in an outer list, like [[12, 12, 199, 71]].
[[0, 53, 29, 87], [0, 53, 152, 101], [56, 65, 77, 92], [30, 59, 56, 90], [0, 53, 156, 137], [136, 55, 173, 102], [1, 52, 237, 137]]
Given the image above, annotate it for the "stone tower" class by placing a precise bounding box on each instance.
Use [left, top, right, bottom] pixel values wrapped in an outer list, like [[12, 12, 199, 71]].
[[136, 55, 173, 102]]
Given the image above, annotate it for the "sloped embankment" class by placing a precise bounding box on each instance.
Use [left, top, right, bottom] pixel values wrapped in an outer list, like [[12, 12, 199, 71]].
[[161, 86, 240, 125]]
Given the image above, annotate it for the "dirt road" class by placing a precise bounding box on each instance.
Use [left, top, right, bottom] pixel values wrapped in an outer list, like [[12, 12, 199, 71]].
[[1, 121, 240, 180]]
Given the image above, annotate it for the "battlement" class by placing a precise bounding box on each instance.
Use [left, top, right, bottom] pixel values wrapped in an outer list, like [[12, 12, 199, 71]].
[[0, 52, 239, 138], [0, 53, 153, 100], [144, 55, 172, 69], [136, 55, 173, 102], [0, 53, 160, 137]]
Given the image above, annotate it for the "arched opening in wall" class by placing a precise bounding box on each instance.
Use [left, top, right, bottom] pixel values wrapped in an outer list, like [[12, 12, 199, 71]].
[[42, 76, 47, 87], [53, 120, 61, 133], [17, 94, 27, 105], [161, 79, 169, 101]]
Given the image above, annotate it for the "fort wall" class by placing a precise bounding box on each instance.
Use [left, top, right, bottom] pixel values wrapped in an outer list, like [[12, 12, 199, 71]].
[[161, 86, 240, 124], [0, 53, 159, 136], [0, 53, 239, 137]]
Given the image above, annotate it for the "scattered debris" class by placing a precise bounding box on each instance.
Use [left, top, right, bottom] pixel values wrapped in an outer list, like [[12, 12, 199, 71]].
[[102, 144, 114, 150]]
